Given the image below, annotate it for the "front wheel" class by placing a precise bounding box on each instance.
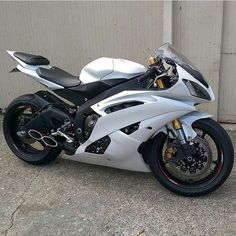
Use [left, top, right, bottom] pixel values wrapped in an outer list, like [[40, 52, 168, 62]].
[[148, 118, 234, 196]]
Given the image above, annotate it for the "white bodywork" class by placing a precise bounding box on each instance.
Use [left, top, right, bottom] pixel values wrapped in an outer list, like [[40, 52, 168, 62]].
[[154, 65, 215, 104], [79, 57, 146, 84], [69, 91, 211, 172], [69, 63, 214, 172], [7, 51, 146, 88], [7, 49, 214, 172]]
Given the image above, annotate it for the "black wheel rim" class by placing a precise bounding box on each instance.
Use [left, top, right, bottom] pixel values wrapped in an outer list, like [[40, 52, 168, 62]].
[[8, 104, 49, 155], [158, 126, 224, 187]]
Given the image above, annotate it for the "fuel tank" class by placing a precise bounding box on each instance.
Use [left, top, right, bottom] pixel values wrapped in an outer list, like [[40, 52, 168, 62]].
[[79, 57, 146, 84]]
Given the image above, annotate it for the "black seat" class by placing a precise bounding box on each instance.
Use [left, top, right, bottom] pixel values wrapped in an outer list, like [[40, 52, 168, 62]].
[[36, 66, 81, 88], [14, 52, 50, 65]]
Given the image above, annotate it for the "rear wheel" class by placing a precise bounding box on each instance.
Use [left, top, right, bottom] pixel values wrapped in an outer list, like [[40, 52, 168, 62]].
[[3, 95, 61, 165], [148, 118, 234, 196]]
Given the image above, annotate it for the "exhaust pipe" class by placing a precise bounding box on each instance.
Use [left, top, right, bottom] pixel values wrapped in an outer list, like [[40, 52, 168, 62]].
[[42, 136, 57, 147], [28, 129, 76, 154], [28, 129, 41, 140], [28, 129, 57, 147]]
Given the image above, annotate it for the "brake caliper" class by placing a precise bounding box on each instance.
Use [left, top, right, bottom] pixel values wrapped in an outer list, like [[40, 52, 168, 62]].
[[164, 146, 177, 160]]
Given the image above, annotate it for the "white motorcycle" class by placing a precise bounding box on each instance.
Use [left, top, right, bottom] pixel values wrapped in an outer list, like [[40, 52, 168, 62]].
[[4, 43, 234, 196]]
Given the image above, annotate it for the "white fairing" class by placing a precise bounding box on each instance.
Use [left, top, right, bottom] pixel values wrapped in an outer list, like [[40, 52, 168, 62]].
[[154, 64, 215, 104], [79, 57, 146, 84], [65, 90, 212, 172], [70, 61, 214, 171]]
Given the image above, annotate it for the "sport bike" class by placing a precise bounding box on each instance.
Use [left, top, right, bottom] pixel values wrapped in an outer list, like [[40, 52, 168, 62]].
[[4, 43, 234, 196]]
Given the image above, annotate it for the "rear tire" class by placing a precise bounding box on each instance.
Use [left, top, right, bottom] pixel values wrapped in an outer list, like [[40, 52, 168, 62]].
[[148, 118, 234, 196], [3, 95, 61, 165]]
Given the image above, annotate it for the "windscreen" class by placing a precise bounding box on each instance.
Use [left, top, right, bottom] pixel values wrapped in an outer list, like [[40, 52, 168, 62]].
[[153, 43, 197, 69], [153, 43, 209, 88]]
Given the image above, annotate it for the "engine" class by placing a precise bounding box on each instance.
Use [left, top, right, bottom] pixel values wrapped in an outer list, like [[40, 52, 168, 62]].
[[83, 114, 99, 139]]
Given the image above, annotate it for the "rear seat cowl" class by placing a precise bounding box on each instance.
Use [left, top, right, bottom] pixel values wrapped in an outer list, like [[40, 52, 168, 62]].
[[13, 52, 50, 65]]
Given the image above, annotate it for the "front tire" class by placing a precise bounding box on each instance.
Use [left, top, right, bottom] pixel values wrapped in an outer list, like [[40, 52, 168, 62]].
[[3, 95, 61, 165], [148, 118, 234, 196]]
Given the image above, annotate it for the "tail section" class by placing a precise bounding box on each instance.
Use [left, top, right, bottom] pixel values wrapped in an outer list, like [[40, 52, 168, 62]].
[[7, 50, 50, 68], [7, 50, 63, 90]]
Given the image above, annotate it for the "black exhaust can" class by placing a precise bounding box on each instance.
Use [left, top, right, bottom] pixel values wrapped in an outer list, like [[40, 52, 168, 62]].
[[22, 107, 69, 134]]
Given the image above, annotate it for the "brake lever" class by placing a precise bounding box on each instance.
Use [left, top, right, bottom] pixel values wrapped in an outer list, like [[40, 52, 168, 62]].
[[153, 72, 168, 87], [137, 66, 156, 83]]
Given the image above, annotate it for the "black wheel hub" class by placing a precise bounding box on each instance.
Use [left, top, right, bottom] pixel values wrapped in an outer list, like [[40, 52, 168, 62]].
[[164, 136, 213, 181]]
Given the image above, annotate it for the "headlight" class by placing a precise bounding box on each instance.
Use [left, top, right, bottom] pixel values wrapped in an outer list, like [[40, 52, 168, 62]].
[[183, 79, 211, 100]]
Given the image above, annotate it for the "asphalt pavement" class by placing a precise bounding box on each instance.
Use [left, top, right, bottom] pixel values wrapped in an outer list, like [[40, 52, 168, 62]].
[[0, 115, 235, 236]]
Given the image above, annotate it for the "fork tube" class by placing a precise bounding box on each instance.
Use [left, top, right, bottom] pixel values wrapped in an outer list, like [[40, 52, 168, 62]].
[[148, 56, 165, 89], [156, 79, 165, 89], [172, 119, 187, 144]]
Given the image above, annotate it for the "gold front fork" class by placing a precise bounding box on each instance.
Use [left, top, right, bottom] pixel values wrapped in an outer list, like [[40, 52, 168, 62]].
[[172, 119, 182, 130], [148, 56, 165, 89], [172, 119, 187, 144], [156, 79, 165, 89], [148, 55, 185, 143]]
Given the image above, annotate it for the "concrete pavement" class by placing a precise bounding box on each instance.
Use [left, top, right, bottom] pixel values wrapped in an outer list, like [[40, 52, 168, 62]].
[[0, 115, 235, 236]]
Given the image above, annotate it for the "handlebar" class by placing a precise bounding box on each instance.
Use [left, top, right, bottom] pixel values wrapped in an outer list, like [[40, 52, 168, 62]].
[[137, 67, 157, 83]]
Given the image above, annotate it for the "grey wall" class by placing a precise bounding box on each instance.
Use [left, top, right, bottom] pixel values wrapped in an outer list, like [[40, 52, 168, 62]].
[[218, 1, 236, 122], [172, 1, 236, 122], [0, 1, 163, 109]]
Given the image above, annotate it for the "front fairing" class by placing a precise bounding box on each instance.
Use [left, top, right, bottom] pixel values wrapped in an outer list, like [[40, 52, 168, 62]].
[[153, 43, 209, 88], [175, 64, 215, 103]]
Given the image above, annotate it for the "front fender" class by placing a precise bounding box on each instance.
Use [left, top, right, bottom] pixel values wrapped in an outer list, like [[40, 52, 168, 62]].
[[155, 111, 212, 139], [180, 111, 212, 138]]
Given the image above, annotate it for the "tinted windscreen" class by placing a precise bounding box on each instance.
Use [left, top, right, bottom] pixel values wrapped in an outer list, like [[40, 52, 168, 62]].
[[153, 43, 209, 88]]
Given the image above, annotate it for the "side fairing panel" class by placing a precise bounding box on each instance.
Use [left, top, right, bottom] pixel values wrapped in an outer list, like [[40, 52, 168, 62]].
[[74, 110, 195, 172], [73, 91, 197, 172], [71, 131, 151, 172], [89, 92, 196, 142]]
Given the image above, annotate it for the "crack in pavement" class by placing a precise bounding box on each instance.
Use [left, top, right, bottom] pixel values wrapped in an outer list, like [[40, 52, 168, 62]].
[[4, 167, 45, 236]]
